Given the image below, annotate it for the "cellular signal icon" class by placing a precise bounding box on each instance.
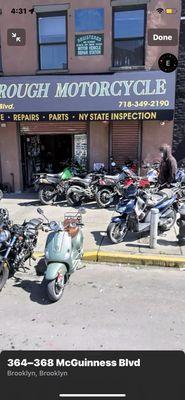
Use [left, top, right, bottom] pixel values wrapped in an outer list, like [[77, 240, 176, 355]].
[[156, 8, 164, 14]]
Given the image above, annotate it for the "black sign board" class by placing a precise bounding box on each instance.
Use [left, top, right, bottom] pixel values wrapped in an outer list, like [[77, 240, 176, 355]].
[[0, 351, 185, 400]]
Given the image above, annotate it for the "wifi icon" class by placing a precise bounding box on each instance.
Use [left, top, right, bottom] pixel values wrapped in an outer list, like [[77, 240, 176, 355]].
[[156, 8, 164, 14]]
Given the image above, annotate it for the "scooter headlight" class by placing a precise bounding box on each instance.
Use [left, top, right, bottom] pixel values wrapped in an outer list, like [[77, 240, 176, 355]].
[[49, 221, 60, 231]]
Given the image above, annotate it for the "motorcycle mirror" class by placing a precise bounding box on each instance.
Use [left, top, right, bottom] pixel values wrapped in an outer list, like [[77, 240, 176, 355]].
[[37, 208, 44, 215], [79, 207, 86, 214]]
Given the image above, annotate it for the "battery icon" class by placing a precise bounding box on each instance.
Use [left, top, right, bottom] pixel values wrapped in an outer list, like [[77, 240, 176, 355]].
[[165, 8, 177, 14]]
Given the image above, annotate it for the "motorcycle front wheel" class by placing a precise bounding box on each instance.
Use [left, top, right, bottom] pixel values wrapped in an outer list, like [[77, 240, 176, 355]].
[[0, 263, 9, 291], [39, 185, 57, 205], [107, 221, 128, 243], [159, 209, 177, 231], [96, 188, 114, 208], [66, 187, 83, 206], [46, 274, 66, 302]]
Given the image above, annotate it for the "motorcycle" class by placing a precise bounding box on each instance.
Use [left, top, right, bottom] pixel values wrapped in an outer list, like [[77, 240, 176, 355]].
[[107, 184, 179, 244], [37, 207, 85, 302], [66, 172, 104, 206], [34, 162, 87, 205], [34, 166, 74, 205], [0, 208, 11, 228], [96, 166, 150, 208], [0, 216, 43, 291]]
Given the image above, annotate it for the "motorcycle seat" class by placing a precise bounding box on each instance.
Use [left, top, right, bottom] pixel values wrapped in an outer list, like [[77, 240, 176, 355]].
[[70, 177, 91, 184], [25, 218, 43, 232], [105, 174, 120, 182], [47, 173, 61, 178]]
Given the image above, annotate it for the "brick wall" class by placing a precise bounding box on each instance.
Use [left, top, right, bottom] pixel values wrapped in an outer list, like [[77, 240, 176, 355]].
[[173, 1, 185, 162]]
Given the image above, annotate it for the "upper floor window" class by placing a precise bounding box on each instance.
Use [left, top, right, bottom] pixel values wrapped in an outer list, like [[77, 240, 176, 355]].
[[75, 8, 104, 32], [38, 13, 67, 70], [113, 7, 145, 67]]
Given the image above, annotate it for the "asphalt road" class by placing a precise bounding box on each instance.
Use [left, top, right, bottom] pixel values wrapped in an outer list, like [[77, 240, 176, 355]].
[[0, 262, 185, 351]]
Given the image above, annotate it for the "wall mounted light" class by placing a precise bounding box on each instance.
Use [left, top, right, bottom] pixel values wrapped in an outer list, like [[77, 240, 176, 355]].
[[160, 121, 166, 126], [0, 123, 7, 128]]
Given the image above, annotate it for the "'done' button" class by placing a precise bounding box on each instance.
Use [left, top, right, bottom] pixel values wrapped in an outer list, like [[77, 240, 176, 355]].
[[148, 29, 178, 46]]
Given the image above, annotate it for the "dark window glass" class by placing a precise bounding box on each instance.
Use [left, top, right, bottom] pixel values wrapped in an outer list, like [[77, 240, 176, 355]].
[[75, 8, 104, 32], [113, 8, 145, 67], [38, 14, 67, 70], [0, 47, 2, 71], [114, 39, 144, 67]]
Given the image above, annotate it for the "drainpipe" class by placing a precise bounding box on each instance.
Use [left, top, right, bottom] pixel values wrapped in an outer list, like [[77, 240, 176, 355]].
[[10, 173, 15, 192]]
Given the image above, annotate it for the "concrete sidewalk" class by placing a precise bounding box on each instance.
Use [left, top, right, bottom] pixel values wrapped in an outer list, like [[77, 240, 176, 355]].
[[1, 192, 185, 267]]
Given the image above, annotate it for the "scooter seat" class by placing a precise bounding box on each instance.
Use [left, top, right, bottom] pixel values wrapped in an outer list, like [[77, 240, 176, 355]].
[[146, 191, 172, 208]]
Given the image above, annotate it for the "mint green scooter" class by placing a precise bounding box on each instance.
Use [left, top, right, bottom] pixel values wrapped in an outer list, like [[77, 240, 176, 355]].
[[37, 208, 85, 302]]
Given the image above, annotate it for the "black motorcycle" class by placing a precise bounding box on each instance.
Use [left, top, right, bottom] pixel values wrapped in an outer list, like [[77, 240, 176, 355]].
[[0, 217, 43, 291], [66, 173, 104, 206]]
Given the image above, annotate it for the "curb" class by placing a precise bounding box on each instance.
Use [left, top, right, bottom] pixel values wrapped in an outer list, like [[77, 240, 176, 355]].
[[95, 252, 185, 268], [34, 251, 185, 268]]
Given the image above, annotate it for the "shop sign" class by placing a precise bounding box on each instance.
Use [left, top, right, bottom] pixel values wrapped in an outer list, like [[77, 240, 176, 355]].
[[0, 71, 176, 121], [75, 34, 104, 56]]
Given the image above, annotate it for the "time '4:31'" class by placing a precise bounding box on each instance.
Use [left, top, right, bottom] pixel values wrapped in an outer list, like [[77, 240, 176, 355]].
[[11, 8, 27, 14]]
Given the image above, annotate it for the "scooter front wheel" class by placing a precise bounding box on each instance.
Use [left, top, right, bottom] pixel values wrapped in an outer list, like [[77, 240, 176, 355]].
[[107, 221, 128, 243], [46, 272, 66, 302]]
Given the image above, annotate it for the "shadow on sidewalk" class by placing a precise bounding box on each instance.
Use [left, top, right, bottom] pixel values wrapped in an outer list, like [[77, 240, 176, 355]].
[[13, 276, 51, 305], [91, 230, 106, 245], [157, 239, 179, 247], [18, 200, 41, 207], [95, 231, 142, 247]]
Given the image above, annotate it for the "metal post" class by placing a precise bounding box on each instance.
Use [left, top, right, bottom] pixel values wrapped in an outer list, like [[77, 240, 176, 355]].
[[150, 208, 159, 249]]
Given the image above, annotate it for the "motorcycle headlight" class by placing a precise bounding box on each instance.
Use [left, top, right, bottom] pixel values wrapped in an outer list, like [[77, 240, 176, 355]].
[[0, 230, 10, 243], [116, 206, 126, 213]]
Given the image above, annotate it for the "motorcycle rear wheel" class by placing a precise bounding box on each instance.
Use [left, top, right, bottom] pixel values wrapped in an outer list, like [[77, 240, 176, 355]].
[[0, 264, 9, 291], [46, 274, 65, 302], [159, 209, 176, 231], [107, 221, 128, 243], [66, 187, 83, 206], [39, 185, 57, 205], [96, 188, 114, 208]]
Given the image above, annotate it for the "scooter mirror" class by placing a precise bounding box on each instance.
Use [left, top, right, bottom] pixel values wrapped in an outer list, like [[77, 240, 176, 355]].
[[37, 208, 44, 215], [79, 207, 86, 214]]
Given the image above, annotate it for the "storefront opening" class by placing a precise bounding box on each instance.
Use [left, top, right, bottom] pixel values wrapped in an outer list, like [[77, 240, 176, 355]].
[[21, 133, 87, 188]]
